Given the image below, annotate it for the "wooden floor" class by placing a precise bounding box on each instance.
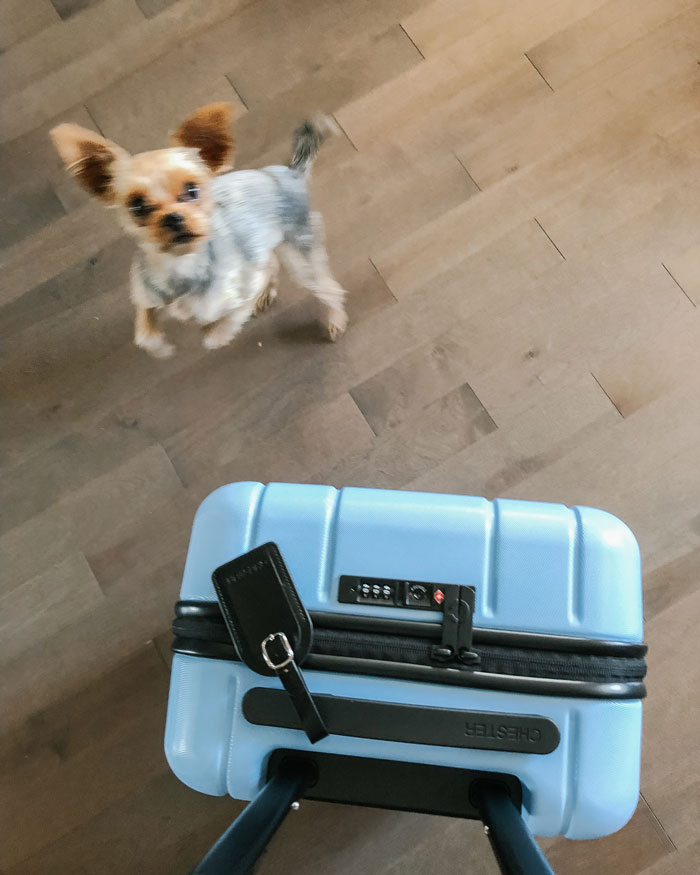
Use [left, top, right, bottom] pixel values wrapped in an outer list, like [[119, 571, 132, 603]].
[[2, 0, 700, 871]]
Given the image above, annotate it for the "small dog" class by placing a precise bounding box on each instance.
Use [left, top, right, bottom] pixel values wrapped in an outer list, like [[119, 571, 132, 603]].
[[50, 104, 348, 358]]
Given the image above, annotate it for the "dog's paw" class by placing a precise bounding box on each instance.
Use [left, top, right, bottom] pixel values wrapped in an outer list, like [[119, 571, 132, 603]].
[[254, 286, 277, 316], [203, 330, 234, 350], [135, 333, 175, 359], [202, 314, 244, 349], [327, 309, 348, 342], [167, 300, 191, 322]]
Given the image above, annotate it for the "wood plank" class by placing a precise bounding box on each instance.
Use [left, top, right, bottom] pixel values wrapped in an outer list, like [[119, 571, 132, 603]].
[[644, 548, 700, 622], [1, 530, 186, 735], [643, 587, 700, 850], [663, 242, 700, 306], [175, 392, 375, 493], [85, 491, 196, 591], [350, 330, 481, 436], [0, 0, 144, 95], [255, 802, 498, 875], [554, 167, 700, 281], [460, 8, 700, 190], [402, 0, 608, 58], [0, 483, 189, 727], [254, 802, 498, 875], [0, 236, 133, 342], [0, 643, 170, 870], [0, 0, 250, 142], [375, 100, 697, 299], [401, 0, 515, 56], [0, 103, 99, 201], [0, 179, 66, 249], [613, 441, 700, 578], [0, 444, 184, 594], [231, 24, 424, 168], [343, 0, 630, 159], [314, 148, 479, 278], [407, 371, 617, 496], [136, 0, 180, 18], [1, 201, 123, 307], [593, 306, 700, 418], [51, 0, 106, 21], [464, 259, 689, 421], [637, 842, 700, 875], [537, 114, 700, 256], [0, 0, 58, 52], [392, 215, 565, 331], [526, 0, 697, 89], [2, 281, 137, 466], [5, 771, 238, 875], [318, 381, 497, 489], [224, 0, 427, 108], [0, 553, 103, 665], [337, 50, 549, 156], [86, 54, 246, 154], [376, 228, 684, 434], [1, 315, 205, 473], [368, 167, 575, 300], [87, 21, 421, 156], [379, 817, 500, 875], [0, 421, 158, 534]]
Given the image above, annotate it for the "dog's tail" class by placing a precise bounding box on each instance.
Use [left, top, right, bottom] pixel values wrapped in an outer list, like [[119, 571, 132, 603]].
[[289, 114, 339, 175]]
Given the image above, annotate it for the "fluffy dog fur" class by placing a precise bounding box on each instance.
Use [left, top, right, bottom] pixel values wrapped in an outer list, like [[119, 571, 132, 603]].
[[50, 104, 348, 358]]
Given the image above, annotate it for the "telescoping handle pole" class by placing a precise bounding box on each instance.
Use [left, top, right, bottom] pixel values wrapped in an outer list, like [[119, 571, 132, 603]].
[[473, 781, 556, 875], [192, 757, 315, 875]]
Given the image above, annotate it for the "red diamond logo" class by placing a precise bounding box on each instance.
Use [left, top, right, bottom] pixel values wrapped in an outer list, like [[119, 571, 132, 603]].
[[433, 589, 445, 605]]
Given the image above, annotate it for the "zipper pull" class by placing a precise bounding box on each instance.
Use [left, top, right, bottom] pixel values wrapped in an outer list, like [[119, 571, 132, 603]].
[[457, 590, 480, 666], [431, 585, 480, 667]]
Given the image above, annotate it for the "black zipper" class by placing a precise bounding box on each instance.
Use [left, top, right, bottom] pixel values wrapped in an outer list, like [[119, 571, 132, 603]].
[[309, 628, 646, 684], [172, 603, 646, 687]]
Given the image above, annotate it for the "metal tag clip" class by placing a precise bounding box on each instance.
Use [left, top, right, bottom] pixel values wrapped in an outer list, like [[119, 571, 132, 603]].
[[261, 632, 295, 670], [260, 631, 328, 744]]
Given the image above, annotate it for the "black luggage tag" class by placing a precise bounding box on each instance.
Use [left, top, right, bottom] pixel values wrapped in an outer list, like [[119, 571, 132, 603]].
[[212, 543, 328, 744]]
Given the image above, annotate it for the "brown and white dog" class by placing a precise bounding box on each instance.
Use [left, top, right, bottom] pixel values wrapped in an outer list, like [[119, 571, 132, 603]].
[[50, 104, 348, 358]]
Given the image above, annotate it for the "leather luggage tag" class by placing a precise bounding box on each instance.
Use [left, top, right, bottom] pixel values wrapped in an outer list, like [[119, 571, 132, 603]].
[[212, 542, 327, 743]]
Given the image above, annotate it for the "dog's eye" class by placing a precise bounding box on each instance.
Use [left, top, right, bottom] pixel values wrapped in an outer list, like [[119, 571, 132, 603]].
[[179, 182, 199, 202], [128, 195, 151, 218]]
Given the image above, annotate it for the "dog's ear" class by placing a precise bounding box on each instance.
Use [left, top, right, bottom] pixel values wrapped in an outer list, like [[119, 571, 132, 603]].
[[171, 103, 234, 173], [50, 124, 128, 203]]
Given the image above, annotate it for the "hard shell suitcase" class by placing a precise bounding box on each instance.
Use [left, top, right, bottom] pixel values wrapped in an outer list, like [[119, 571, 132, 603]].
[[165, 481, 645, 859]]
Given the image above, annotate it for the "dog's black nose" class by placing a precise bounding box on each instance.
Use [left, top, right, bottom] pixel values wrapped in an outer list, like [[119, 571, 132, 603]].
[[162, 212, 185, 233]]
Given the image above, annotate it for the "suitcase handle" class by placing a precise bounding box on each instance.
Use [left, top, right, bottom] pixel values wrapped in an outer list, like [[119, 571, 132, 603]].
[[191, 756, 315, 875], [474, 781, 556, 875], [191, 758, 556, 875]]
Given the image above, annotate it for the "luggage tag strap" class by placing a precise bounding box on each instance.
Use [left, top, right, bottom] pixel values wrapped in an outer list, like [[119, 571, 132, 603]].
[[262, 632, 328, 744], [212, 543, 328, 744]]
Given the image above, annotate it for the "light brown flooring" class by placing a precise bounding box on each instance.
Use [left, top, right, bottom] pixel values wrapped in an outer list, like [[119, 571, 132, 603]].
[[2, 0, 700, 871]]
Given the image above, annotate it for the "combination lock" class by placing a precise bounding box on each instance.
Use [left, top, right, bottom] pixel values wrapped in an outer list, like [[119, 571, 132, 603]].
[[338, 576, 449, 611]]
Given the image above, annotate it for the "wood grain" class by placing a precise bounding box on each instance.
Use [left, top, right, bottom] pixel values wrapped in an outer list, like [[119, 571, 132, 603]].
[[641, 587, 700, 851], [2, 0, 698, 871], [0, 0, 58, 51]]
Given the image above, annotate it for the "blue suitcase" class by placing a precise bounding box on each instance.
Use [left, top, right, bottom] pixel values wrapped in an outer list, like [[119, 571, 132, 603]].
[[165, 482, 646, 872]]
